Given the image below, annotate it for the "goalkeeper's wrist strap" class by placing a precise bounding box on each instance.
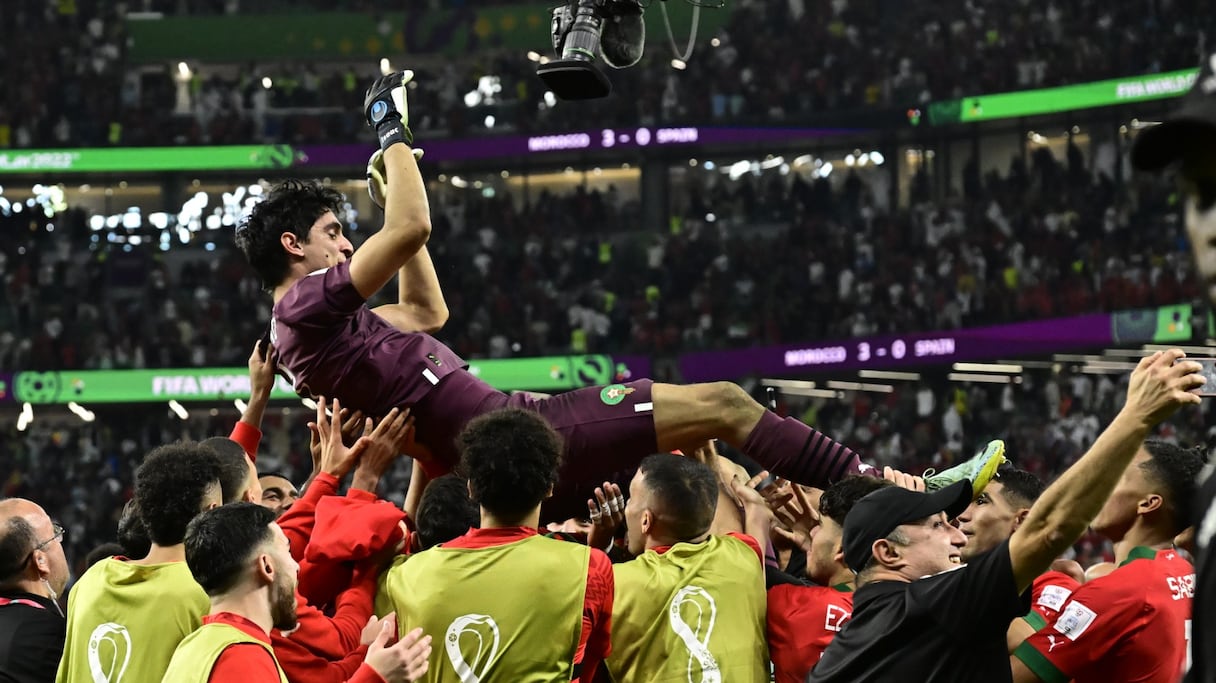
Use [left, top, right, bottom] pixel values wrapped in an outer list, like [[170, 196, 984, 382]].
[[375, 117, 413, 151]]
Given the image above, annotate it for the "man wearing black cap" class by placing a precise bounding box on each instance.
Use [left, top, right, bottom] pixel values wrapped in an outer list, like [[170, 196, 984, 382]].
[[1131, 53, 1216, 683], [809, 349, 1203, 682]]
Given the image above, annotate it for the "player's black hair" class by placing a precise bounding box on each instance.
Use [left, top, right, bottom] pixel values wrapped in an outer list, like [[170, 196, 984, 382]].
[[84, 543, 126, 569], [117, 499, 151, 560], [134, 441, 222, 546], [458, 408, 562, 521], [819, 476, 893, 527], [236, 179, 345, 289], [201, 437, 251, 505], [185, 503, 278, 596], [1141, 440, 1208, 534], [991, 466, 1045, 509], [0, 516, 38, 586], [415, 474, 480, 549], [636, 454, 718, 542], [257, 471, 294, 483]]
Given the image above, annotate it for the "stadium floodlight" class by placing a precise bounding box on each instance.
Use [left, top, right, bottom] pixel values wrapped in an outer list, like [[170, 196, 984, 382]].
[[68, 402, 96, 423], [16, 403, 33, 432], [168, 400, 189, 420], [826, 381, 894, 393], [952, 362, 1023, 373], [947, 373, 1015, 384], [779, 387, 845, 399], [762, 379, 817, 390], [858, 370, 921, 381]]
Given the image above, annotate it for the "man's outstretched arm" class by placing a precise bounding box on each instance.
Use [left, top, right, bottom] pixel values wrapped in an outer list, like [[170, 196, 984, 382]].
[[1006, 350, 1202, 593], [349, 72, 432, 301]]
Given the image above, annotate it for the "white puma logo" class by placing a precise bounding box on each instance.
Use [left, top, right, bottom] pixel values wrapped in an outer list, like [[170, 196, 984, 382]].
[[1047, 635, 1062, 653]]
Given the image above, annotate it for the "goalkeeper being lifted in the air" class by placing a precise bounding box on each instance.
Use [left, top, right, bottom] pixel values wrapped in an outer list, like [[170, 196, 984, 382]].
[[234, 70, 1003, 513]]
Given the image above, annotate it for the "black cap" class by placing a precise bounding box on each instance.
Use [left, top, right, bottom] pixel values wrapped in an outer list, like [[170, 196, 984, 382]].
[[1132, 56, 1216, 171], [842, 480, 972, 573]]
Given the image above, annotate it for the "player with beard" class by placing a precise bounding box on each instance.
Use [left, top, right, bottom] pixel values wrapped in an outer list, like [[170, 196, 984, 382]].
[[237, 71, 1003, 517], [1010, 441, 1202, 683], [164, 503, 432, 683]]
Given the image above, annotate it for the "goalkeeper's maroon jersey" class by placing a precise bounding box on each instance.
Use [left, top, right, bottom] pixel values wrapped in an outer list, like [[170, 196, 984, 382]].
[[271, 261, 466, 414]]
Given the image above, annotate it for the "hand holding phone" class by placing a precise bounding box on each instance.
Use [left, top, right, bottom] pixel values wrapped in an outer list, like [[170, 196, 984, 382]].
[[1192, 357, 1216, 396]]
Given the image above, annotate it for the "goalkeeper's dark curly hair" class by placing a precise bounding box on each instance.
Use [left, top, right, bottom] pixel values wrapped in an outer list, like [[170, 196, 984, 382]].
[[134, 441, 222, 546], [236, 180, 345, 289], [1141, 440, 1209, 534], [457, 408, 563, 521], [819, 475, 893, 527]]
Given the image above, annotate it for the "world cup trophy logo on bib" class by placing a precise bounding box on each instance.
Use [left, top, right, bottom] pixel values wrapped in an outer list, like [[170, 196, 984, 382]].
[[87, 622, 132, 683], [668, 586, 721, 683], [444, 613, 501, 683]]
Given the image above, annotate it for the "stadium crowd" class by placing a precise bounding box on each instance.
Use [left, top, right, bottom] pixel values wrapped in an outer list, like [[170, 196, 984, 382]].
[[0, 6, 1213, 683], [1, 0, 1207, 148], [0, 149, 1201, 370]]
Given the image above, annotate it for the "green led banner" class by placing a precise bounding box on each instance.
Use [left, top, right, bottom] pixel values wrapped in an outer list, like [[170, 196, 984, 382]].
[[928, 68, 1199, 125], [13, 355, 618, 404], [1151, 303, 1193, 342], [0, 145, 301, 174]]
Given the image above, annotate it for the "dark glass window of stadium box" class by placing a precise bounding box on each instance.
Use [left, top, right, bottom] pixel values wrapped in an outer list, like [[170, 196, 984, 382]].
[[667, 147, 903, 232], [423, 165, 642, 237]]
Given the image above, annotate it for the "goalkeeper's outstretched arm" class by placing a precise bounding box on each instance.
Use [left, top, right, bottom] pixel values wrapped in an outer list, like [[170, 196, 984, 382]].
[[348, 71, 432, 301]]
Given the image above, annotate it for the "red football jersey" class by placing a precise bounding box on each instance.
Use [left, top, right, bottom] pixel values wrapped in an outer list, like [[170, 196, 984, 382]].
[[767, 583, 854, 683], [1014, 547, 1195, 683], [1026, 570, 1082, 627]]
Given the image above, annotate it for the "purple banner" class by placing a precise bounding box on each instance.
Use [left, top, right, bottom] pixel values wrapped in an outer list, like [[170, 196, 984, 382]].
[[612, 355, 652, 382], [297, 126, 864, 168], [678, 313, 1115, 382]]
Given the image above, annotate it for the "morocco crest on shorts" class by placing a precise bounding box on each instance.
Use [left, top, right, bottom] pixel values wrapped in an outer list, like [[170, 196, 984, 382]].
[[600, 384, 636, 406]]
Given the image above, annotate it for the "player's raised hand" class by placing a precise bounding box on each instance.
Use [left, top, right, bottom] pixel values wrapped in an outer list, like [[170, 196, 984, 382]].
[[587, 482, 625, 551], [340, 408, 367, 448], [882, 466, 926, 492], [771, 482, 822, 539], [1120, 349, 1204, 429], [731, 472, 775, 517], [351, 408, 413, 492], [313, 397, 364, 480], [364, 70, 414, 151], [365, 616, 432, 683], [247, 339, 276, 400], [366, 148, 425, 210]]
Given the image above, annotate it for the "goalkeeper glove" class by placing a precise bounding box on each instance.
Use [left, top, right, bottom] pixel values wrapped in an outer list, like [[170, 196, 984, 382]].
[[364, 70, 414, 151]]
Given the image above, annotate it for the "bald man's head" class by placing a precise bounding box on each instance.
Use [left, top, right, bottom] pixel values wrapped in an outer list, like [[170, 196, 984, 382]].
[[0, 499, 68, 596]]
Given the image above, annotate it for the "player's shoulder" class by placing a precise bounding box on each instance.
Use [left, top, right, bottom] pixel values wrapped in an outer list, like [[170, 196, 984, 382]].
[[768, 582, 854, 608], [1118, 548, 1193, 582], [1033, 570, 1081, 594], [721, 531, 764, 560]]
